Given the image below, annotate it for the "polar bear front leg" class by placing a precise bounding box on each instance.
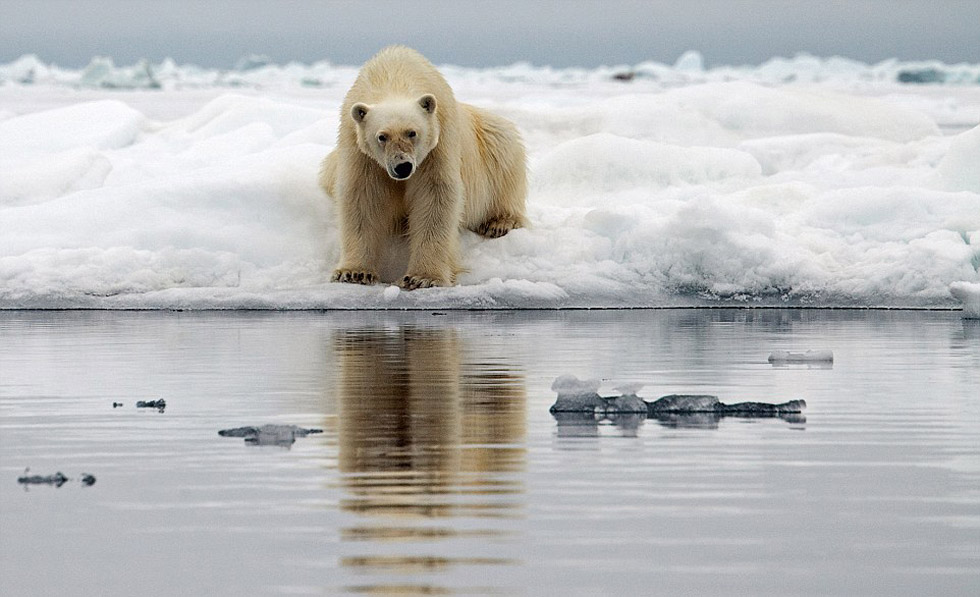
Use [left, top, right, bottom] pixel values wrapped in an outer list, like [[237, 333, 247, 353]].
[[332, 185, 386, 285], [333, 226, 381, 285], [402, 175, 463, 290]]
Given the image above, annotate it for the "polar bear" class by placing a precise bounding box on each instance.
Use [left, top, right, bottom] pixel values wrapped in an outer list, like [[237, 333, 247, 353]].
[[319, 46, 527, 289]]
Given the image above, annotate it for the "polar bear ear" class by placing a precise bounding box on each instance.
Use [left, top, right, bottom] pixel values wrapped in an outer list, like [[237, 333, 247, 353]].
[[351, 103, 370, 123], [418, 94, 437, 115]]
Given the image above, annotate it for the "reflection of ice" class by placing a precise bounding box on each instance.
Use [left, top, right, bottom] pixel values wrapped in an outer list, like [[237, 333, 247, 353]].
[[555, 408, 805, 435], [961, 319, 980, 341], [550, 375, 648, 415], [553, 412, 646, 438], [653, 412, 725, 429]]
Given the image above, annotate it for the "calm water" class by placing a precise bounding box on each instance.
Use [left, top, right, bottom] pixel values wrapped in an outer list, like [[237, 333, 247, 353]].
[[1, 309, 978, 596]]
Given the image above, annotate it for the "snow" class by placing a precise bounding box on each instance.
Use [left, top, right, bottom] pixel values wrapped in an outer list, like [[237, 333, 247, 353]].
[[1, 54, 979, 310], [936, 123, 980, 192]]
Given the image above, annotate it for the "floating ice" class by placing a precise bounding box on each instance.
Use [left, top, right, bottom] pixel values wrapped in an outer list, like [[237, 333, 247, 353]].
[[549, 375, 806, 417], [768, 350, 835, 363], [218, 424, 324, 447], [16, 470, 96, 487], [612, 382, 646, 396], [551, 374, 602, 396], [950, 281, 980, 318]]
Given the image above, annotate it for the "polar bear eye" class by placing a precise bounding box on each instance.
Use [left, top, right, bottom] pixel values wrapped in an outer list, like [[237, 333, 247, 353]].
[[406, 130, 417, 139], [377, 133, 388, 144]]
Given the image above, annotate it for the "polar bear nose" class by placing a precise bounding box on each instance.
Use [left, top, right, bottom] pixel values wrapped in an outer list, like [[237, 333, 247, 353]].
[[393, 162, 414, 179]]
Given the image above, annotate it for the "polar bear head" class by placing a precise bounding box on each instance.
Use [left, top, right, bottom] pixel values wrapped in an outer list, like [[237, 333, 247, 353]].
[[350, 94, 439, 181]]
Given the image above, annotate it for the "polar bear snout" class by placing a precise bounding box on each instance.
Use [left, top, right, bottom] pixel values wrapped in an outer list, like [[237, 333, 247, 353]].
[[391, 161, 414, 180]]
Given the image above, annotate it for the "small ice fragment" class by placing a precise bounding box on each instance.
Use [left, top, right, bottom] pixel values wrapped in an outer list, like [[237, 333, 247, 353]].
[[646, 394, 721, 414], [551, 374, 601, 396], [768, 350, 834, 363], [383, 285, 400, 301], [218, 425, 323, 447], [17, 471, 69, 487], [950, 281, 980, 319], [136, 399, 166, 410], [607, 394, 648, 413], [612, 382, 645, 396]]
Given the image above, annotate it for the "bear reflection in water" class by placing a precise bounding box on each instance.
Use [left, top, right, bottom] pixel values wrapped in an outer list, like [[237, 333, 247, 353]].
[[332, 325, 526, 525]]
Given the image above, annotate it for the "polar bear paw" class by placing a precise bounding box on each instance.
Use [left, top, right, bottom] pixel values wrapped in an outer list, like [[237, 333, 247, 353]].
[[399, 275, 446, 290], [332, 269, 377, 285], [475, 216, 522, 239]]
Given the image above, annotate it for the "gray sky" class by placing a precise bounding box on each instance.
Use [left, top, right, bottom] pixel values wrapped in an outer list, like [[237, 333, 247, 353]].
[[1, 0, 978, 69]]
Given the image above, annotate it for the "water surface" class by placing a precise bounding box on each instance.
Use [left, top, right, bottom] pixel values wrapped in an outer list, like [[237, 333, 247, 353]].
[[1, 310, 978, 596]]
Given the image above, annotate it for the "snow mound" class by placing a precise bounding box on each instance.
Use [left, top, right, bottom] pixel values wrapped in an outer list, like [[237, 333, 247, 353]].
[[937, 125, 980, 192], [0, 100, 145, 154], [534, 133, 761, 197]]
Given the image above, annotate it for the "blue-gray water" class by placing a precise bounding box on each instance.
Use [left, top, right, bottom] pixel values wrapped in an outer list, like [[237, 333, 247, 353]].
[[1, 310, 978, 596]]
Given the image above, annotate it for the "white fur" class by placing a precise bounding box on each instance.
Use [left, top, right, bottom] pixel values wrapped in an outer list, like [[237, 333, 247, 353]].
[[319, 46, 528, 289]]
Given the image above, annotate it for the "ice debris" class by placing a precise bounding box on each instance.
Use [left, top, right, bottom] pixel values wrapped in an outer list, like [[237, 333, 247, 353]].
[[551, 374, 602, 396], [767, 350, 834, 363], [950, 282, 980, 319], [17, 470, 96, 488], [136, 399, 166, 411], [549, 375, 805, 417], [218, 424, 323, 447]]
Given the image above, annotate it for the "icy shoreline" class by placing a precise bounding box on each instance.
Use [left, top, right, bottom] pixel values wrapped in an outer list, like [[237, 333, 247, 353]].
[[2, 53, 978, 311]]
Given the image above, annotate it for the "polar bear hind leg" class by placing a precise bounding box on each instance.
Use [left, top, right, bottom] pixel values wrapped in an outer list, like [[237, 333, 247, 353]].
[[462, 105, 528, 239]]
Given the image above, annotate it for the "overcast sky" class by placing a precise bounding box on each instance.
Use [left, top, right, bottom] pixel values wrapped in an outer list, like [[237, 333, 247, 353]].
[[1, 0, 978, 69]]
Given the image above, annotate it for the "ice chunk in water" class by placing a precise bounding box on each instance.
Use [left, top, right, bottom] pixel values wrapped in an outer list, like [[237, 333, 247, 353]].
[[612, 382, 646, 396], [551, 374, 601, 396], [950, 281, 980, 319], [548, 376, 804, 418], [549, 375, 648, 413], [218, 424, 323, 447], [768, 350, 834, 363], [646, 394, 721, 413]]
